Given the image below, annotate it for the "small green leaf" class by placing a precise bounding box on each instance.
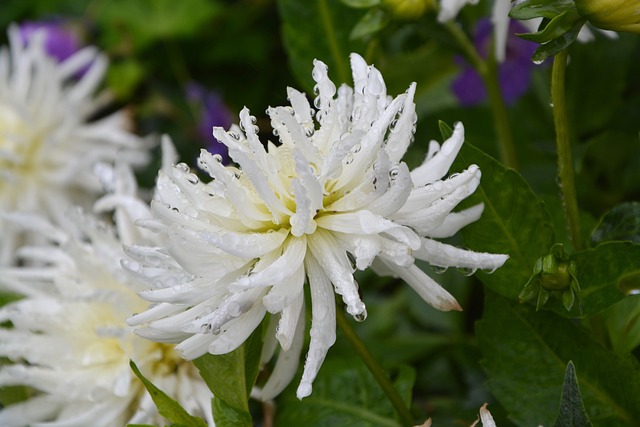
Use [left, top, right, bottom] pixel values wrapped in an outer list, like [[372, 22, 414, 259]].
[[477, 292, 640, 426], [450, 138, 556, 301], [592, 202, 640, 244], [350, 8, 389, 40], [510, 0, 575, 20], [192, 321, 265, 427], [129, 360, 207, 427], [530, 20, 585, 63], [275, 358, 414, 426], [553, 362, 593, 427], [518, 9, 582, 44]]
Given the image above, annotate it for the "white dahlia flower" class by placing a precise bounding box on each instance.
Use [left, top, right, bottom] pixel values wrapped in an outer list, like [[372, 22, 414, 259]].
[[0, 24, 152, 265], [126, 53, 508, 400], [0, 153, 213, 427]]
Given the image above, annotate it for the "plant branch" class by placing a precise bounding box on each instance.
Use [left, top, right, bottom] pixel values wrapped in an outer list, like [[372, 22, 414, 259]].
[[336, 308, 415, 427], [552, 49, 583, 251]]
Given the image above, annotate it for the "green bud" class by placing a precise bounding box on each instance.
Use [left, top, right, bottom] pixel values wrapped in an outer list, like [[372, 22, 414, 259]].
[[382, 0, 434, 20], [575, 0, 640, 33], [519, 243, 582, 313]]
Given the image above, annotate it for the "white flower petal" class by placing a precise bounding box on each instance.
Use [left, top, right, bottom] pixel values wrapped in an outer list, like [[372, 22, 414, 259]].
[[297, 255, 337, 399], [410, 122, 466, 186], [379, 259, 462, 311], [308, 229, 365, 317], [256, 302, 305, 401], [199, 228, 289, 259], [415, 238, 509, 272], [427, 203, 484, 238]]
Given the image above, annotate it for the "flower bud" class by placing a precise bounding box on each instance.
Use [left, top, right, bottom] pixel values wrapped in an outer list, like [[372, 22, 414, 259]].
[[575, 0, 640, 33], [382, 0, 434, 20]]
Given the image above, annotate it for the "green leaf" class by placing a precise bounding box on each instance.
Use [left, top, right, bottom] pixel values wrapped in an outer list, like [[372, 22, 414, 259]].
[[531, 20, 584, 63], [602, 294, 640, 355], [553, 362, 593, 427], [510, 0, 575, 20], [350, 8, 389, 40], [450, 139, 555, 301], [518, 9, 582, 44], [211, 398, 253, 426], [192, 322, 265, 427], [275, 358, 414, 426], [129, 360, 207, 427], [477, 292, 640, 426], [277, 0, 368, 93], [592, 202, 640, 244]]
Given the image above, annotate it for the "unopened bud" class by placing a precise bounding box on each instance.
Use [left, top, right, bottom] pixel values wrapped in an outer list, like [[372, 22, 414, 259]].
[[382, 0, 434, 20], [575, 0, 640, 33]]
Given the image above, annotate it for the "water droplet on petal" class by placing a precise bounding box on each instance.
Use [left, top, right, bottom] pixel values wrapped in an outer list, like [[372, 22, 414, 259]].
[[354, 308, 367, 322], [458, 267, 476, 276], [175, 163, 190, 172], [345, 152, 354, 165], [433, 266, 448, 274]]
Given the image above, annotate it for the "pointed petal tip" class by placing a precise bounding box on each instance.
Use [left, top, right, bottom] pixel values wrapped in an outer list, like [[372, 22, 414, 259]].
[[296, 382, 312, 400]]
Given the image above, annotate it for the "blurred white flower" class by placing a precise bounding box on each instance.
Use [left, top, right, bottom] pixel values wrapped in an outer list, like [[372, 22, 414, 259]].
[[0, 24, 153, 265], [126, 53, 508, 400], [0, 151, 213, 427], [438, 0, 479, 23]]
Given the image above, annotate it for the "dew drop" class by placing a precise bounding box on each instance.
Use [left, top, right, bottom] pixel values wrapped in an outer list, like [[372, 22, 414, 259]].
[[433, 265, 448, 274], [314, 97, 322, 109], [212, 154, 223, 163], [229, 131, 241, 140], [305, 127, 315, 137], [354, 308, 368, 322], [186, 173, 199, 185], [457, 267, 477, 276], [351, 143, 361, 153], [344, 152, 354, 165], [389, 168, 399, 179], [175, 162, 190, 172]]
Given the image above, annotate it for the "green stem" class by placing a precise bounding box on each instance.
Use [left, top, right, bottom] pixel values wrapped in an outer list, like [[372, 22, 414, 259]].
[[551, 50, 583, 251], [483, 52, 519, 170], [444, 22, 518, 170], [336, 308, 414, 427]]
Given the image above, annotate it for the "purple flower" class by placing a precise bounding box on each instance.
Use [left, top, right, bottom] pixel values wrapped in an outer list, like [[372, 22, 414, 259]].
[[452, 18, 538, 106], [18, 20, 81, 63], [186, 82, 234, 161]]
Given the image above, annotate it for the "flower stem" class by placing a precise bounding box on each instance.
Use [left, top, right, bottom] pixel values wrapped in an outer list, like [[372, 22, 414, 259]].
[[444, 22, 519, 170], [336, 308, 415, 427], [483, 52, 519, 170], [551, 50, 583, 251]]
